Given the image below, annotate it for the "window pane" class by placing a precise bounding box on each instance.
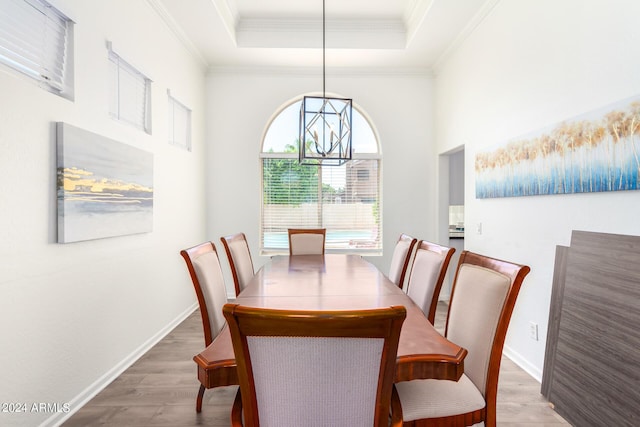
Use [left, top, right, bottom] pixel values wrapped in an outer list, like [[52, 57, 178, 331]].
[[351, 110, 377, 154], [262, 102, 300, 153], [261, 158, 381, 253], [325, 160, 380, 250], [263, 100, 378, 154], [262, 158, 320, 250]]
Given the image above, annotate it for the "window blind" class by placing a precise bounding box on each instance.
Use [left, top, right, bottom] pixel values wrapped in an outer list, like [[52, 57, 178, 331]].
[[261, 157, 381, 254], [168, 92, 191, 151], [0, 0, 72, 95], [108, 44, 151, 134]]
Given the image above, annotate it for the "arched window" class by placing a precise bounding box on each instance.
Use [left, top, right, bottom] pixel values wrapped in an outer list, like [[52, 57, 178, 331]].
[[260, 98, 382, 255]]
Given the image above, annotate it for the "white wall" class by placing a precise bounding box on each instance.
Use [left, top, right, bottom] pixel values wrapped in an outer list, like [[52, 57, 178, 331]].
[[435, 0, 640, 380], [0, 1, 207, 426], [206, 70, 437, 279]]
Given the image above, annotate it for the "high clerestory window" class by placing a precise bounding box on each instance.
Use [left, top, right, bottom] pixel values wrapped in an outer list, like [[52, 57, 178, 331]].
[[108, 42, 152, 134], [260, 98, 382, 255], [167, 90, 191, 151], [0, 0, 74, 99]]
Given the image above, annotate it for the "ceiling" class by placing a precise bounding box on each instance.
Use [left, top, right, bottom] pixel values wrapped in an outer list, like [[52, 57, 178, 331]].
[[150, 0, 494, 71]]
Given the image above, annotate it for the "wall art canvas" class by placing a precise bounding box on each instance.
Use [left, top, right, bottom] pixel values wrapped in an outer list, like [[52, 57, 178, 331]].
[[57, 123, 154, 243], [475, 95, 640, 198]]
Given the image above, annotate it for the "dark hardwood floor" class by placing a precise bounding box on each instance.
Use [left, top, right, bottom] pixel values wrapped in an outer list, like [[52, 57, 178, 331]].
[[63, 303, 569, 426]]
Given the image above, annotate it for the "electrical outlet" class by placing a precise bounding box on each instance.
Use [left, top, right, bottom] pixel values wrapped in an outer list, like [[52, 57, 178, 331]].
[[476, 222, 482, 235], [528, 321, 538, 341]]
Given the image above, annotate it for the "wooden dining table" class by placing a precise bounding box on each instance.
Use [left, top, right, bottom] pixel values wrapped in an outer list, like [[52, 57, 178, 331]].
[[193, 254, 467, 389]]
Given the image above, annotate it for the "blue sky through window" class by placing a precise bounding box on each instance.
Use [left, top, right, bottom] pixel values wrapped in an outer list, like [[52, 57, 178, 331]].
[[263, 100, 378, 154]]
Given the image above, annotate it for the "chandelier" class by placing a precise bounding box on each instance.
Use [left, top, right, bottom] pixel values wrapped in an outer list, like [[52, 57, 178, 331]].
[[299, 0, 353, 166]]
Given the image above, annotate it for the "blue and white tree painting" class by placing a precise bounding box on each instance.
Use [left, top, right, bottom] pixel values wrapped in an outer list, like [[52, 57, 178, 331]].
[[476, 96, 640, 198]]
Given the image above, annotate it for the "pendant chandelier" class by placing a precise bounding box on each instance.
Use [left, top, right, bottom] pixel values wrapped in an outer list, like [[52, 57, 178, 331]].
[[299, 0, 353, 166]]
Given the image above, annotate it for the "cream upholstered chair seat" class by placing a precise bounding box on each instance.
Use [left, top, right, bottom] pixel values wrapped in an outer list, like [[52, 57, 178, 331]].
[[224, 304, 406, 427], [393, 252, 530, 427], [180, 241, 229, 412], [405, 240, 455, 323], [388, 234, 417, 289], [221, 232, 255, 296], [288, 228, 326, 255], [395, 374, 485, 422]]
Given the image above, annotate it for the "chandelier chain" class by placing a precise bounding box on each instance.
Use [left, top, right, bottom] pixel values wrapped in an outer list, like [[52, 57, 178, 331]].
[[322, 0, 326, 98]]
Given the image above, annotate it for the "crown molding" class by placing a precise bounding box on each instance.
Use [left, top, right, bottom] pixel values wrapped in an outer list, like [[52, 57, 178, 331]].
[[211, 0, 238, 45], [404, 0, 435, 45], [432, 0, 501, 74], [146, 0, 208, 68], [207, 65, 433, 78]]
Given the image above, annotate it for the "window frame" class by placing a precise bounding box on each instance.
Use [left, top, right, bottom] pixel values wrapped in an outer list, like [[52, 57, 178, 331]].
[[260, 99, 382, 256]]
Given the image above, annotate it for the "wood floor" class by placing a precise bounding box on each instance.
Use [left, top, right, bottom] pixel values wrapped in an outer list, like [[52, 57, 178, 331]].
[[63, 303, 569, 426]]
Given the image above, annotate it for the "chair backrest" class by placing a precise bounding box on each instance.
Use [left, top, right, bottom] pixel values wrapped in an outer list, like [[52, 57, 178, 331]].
[[287, 228, 326, 255], [388, 233, 418, 289], [220, 232, 255, 297], [405, 240, 455, 324], [224, 304, 406, 427], [180, 241, 228, 346], [445, 251, 530, 402]]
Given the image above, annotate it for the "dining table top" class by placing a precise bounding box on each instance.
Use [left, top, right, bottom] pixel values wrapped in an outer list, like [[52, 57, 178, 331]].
[[193, 254, 467, 387]]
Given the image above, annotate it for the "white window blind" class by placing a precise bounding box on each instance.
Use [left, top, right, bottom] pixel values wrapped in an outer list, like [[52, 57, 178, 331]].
[[168, 91, 191, 151], [261, 158, 381, 254], [0, 0, 73, 97], [108, 42, 151, 134]]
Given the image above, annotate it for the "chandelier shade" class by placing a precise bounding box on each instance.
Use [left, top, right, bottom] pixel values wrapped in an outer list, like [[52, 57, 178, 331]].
[[298, 0, 353, 166]]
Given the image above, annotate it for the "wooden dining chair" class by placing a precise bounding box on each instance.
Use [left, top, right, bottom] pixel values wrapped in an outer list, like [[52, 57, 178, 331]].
[[287, 228, 326, 255], [388, 233, 418, 289], [223, 303, 407, 427], [180, 241, 229, 413], [220, 232, 255, 297], [404, 240, 455, 324], [393, 250, 530, 427]]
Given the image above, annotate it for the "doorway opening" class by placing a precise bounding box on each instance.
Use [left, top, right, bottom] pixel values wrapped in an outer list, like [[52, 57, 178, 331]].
[[438, 146, 465, 301]]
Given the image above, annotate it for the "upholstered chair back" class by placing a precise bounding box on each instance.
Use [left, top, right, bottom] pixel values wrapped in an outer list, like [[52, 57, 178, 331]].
[[405, 240, 454, 324], [447, 264, 512, 395], [221, 232, 255, 296], [180, 242, 228, 346], [251, 336, 382, 426], [288, 228, 326, 255], [224, 304, 406, 427], [388, 234, 417, 289]]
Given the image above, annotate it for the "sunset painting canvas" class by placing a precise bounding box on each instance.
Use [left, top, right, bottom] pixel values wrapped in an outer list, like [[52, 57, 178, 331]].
[[56, 123, 154, 243]]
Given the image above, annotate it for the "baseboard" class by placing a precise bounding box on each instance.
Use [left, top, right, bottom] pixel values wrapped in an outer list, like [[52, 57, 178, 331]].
[[503, 344, 543, 383], [41, 302, 198, 427]]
